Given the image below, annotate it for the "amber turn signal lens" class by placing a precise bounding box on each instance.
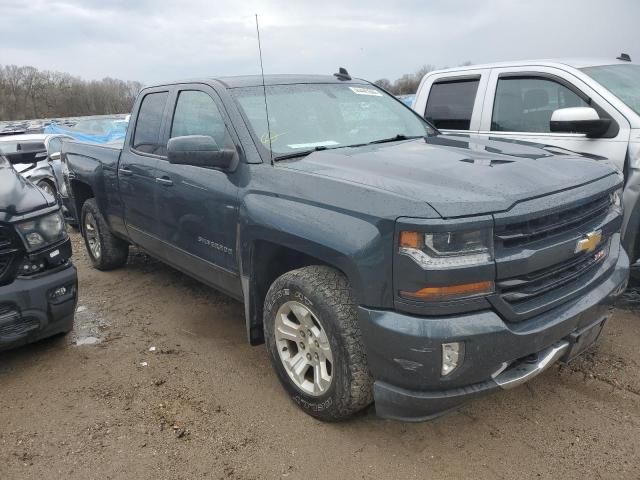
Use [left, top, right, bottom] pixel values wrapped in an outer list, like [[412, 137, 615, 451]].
[[400, 281, 494, 301], [399, 231, 422, 248]]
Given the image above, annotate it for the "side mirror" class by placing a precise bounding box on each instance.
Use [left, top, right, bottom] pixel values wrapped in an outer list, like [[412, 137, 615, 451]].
[[550, 107, 611, 138], [167, 135, 235, 169]]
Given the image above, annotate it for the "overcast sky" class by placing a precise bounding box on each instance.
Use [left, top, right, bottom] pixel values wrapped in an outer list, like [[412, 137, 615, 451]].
[[1, 0, 638, 84]]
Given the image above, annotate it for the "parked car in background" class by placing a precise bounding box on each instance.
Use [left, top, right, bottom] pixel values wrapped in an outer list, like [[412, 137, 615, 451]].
[[397, 94, 415, 107], [413, 55, 640, 263], [0, 150, 77, 351], [0, 133, 76, 225], [63, 73, 627, 422], [44, 115, 129, 144], [0, 134, 70, 196]]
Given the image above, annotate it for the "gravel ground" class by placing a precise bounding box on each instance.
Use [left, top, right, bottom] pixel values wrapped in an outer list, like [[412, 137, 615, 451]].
[[1, 232, 639, 479]]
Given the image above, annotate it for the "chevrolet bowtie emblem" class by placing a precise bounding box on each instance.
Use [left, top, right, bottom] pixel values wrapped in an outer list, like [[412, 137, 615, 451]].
[[575, 230, 603, 254]]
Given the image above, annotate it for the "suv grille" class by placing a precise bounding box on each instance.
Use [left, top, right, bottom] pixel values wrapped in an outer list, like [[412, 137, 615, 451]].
[[0, 226, 19, 284], [495, 194, 610, 248]]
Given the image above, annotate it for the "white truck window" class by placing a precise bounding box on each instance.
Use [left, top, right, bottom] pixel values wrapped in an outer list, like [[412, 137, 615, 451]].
[[491, 77, 588, 133], [424, 79, 479, 130]]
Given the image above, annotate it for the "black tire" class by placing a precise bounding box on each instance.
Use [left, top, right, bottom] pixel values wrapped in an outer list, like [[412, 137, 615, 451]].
[[264, 266, 373, 421], [80, 198, 129, 270]]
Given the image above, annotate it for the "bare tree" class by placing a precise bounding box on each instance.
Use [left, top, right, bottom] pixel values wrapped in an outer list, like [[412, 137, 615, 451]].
[[375, 64, 438, 95], [0, 64, 143, 121]]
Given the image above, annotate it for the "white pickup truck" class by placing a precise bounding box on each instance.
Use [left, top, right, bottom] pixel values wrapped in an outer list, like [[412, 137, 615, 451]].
[[413, 56, 640, 263]]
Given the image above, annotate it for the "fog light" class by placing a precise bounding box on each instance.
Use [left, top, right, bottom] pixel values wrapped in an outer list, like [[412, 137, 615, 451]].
[[50, 286, 68, 299], [442, 342, 463, 376]]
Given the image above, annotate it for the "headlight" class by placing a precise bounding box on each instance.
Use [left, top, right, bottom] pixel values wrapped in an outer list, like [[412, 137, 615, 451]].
[[16, 211, 67, 251], [610, 188, 623, 214], [399, 229, 493, 268]]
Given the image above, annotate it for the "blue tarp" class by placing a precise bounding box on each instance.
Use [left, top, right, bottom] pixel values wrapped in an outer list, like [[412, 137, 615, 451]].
[[44, 122, 127, 143]]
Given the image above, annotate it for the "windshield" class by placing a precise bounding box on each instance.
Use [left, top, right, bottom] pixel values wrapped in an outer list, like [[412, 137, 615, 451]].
[[581, 64, 640, 116], [232, 83, 434, 158]]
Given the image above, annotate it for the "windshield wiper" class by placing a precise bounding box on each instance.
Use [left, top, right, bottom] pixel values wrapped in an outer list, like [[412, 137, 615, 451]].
[[273, 145, 329, 161], [367, 134, 425, 145]]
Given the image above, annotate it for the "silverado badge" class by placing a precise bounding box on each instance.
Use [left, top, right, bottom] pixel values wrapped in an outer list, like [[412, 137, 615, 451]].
[[575, 230, 603, 254]]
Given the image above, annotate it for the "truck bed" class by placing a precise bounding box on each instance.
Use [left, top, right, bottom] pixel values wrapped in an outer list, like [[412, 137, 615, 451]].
[[62, 139, 123, 169]]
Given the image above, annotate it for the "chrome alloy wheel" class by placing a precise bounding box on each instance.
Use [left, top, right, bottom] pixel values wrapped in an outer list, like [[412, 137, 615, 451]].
[[84, 212, 101, 260], [274, 300, 334, 396]]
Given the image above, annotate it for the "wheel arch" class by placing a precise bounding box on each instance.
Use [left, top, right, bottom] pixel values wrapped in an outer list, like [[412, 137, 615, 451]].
[[242, 238, 358, 346], [70, 179, 95, 232]]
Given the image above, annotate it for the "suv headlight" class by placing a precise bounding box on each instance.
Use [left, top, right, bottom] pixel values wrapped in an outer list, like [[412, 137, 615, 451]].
[[610, 188, 623, 215], [16, 211, 67, 251], [399, 229, 493, 268]]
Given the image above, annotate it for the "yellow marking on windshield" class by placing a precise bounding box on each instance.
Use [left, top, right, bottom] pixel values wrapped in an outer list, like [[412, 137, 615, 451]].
[[261, 132, 286, 145]]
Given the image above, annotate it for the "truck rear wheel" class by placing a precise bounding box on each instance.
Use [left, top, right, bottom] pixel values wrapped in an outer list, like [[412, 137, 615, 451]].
[[264, 266, 373, 421], [81, 198, 129, 270]]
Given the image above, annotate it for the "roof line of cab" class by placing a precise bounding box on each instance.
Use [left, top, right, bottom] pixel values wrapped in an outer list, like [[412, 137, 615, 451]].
[[142, 74, 370, 91], [425, 57, 634, 75]]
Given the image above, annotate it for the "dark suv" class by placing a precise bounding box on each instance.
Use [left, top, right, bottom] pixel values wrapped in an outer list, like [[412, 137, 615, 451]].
[[0, 147, 77, 351]]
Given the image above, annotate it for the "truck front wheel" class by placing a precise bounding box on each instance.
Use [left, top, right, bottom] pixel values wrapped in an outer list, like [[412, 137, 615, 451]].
[[264, 266, 373, 421], [80, 198, 129, 270]]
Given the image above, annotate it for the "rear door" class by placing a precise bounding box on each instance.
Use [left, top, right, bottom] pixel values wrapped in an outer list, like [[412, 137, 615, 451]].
[[118, 88, 171, 255], [153, 84, 242, 298], [478, 67, 630, 169]]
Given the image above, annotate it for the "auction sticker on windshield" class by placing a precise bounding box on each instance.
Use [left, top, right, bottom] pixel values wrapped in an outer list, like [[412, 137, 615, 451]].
[[349, 87, 383, 96], [287, 140, 340, 149]]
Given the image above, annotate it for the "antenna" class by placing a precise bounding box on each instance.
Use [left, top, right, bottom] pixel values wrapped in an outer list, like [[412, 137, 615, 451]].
[[255, 14, 273, 165]]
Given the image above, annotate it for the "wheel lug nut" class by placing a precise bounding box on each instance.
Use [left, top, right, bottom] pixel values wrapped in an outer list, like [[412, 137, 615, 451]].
[[314, 353, 319, 360], [307, 330, 312, 337], [306, 353, 312, 361], [314, 341, 319, 348], [300, 330, 305, 337], [299, 342, 305, 350]]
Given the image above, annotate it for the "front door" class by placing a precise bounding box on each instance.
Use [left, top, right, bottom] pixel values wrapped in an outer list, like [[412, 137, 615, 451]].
[[478, 68, 631, 170], [154, 86, 242, 298]]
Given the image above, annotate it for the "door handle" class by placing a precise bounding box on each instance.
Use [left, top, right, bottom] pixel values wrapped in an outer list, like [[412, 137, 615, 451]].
[[156, 177, 174, 186], [119, 168, 133, 176]]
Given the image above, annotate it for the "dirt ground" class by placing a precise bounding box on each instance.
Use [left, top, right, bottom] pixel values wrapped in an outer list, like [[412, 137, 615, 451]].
[[1, 232, 639, 480]]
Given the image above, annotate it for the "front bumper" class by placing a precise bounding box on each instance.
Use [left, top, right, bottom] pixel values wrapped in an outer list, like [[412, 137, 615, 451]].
[[358, 249, 629, 422], [0, 263, 77, 351]]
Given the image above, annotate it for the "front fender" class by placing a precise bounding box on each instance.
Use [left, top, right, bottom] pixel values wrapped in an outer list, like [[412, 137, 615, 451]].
[[239, 192, 395, 307]]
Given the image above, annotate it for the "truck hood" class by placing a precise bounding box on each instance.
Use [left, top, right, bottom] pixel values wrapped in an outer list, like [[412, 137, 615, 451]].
[[280, 135, 617, 218], [0, 164, 51, 221]]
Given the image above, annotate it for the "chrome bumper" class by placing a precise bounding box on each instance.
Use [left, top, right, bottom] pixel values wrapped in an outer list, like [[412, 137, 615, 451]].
[[494, 341, 569, 390]]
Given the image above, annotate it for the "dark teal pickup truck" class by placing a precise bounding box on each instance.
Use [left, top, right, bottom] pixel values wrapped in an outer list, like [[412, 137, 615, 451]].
[[62, 73, 628, 421]]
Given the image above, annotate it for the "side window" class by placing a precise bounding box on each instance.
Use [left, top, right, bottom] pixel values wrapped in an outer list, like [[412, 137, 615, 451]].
[[170, 90, 232, 149], [133, 91, 169, 155], [491, 77, 589, 133], [424, 79, 479, 130]]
